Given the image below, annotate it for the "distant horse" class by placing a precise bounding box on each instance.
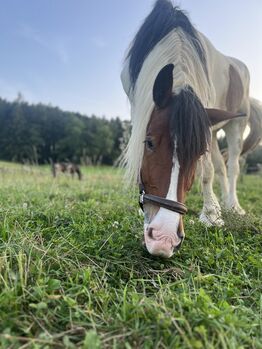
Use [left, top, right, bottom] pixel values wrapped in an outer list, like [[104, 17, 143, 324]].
[[52, 162, 82, 180], [215, 97, 262, 194], [121, 0, 251, 258], [219, 98, 262, 160]]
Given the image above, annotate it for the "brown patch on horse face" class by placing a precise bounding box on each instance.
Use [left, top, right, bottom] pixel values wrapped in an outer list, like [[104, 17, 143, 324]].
[[226, 64, 244, 112], [141, 105, 173, 199]]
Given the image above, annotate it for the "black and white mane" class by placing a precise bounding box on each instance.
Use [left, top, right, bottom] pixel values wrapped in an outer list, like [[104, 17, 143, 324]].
[[127, 0, 208, 89]]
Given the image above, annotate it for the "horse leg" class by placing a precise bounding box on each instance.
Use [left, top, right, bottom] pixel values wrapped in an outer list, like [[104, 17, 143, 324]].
[[211, 132, 228, 205], [224, 117, 248, 214], [199, 152, 224, 226]]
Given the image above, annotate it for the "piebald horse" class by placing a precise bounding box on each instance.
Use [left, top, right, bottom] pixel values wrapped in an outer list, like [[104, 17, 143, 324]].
[[52, 162, 82, 180], [121, 0, 251, 258]]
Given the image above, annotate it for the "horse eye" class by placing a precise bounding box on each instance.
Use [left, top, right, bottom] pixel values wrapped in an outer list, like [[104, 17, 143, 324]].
[[144, 138, 155, 151]]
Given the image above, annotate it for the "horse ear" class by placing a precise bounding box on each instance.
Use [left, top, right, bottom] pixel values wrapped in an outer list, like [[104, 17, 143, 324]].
[[206, 108, 246, 126], [153, 64, 174, 108]]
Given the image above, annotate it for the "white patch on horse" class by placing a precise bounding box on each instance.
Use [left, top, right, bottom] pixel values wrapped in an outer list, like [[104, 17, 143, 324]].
[[211, 133, 228, 205], [199, 153, 224, 226]]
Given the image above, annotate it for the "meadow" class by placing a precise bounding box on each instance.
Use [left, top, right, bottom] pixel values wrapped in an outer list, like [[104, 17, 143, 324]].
[[0, 162, 261, 349]]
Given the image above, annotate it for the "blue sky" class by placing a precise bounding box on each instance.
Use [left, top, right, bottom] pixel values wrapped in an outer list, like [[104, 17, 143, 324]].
[[1, 0, 261, 119]]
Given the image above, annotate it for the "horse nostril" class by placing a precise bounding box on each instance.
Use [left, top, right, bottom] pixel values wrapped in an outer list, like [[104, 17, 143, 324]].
[[147, 227, 154, 239], [177, 231, 185, 240], [174, 235, 184, 251]]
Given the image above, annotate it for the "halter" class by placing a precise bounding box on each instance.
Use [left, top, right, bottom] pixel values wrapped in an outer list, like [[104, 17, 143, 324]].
[[138, 181, 188, 215]]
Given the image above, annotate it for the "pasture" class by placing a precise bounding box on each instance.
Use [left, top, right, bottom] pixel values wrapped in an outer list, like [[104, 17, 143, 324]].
[[0, 162, 261, 348]]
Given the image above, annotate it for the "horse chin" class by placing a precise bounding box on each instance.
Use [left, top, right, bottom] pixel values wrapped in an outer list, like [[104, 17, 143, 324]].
[[142, 209, 182, 258], [143, 226, 175, 258]]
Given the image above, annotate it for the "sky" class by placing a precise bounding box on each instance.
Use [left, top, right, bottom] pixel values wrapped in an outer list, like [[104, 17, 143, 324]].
[[0, 0, 261, 120]]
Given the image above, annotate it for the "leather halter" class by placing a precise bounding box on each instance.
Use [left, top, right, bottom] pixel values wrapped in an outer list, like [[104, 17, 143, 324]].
[[139, 182, 188, 215]]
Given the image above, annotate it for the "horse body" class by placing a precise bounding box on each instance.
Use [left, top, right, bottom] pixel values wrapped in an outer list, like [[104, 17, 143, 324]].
[[121, 0, 251, 258]]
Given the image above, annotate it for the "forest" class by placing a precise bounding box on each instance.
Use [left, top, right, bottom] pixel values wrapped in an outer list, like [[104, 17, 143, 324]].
[[0, 96, 261, 167], [0, 96, 130, 165]]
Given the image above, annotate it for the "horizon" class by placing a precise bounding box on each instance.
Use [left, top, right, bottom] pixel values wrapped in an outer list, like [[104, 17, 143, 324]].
[[1, 0, 261, 119]]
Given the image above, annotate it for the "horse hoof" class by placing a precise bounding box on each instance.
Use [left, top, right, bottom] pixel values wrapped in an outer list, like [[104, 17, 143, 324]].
[[199, 213, 224, 227], [233, 207, 246, 215], [227, 204, 246, 215]]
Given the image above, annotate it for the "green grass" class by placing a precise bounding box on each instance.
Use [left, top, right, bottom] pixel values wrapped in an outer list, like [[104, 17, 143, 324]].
[[0, 162, 261, 348]]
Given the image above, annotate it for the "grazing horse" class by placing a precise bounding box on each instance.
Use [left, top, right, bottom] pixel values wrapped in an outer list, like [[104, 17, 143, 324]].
[[121, 0, 250, 258], [52, 162, 82, 180]]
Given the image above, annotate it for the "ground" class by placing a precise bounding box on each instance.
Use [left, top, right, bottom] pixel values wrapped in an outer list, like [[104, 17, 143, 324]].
[[0, 162, 261, 349]]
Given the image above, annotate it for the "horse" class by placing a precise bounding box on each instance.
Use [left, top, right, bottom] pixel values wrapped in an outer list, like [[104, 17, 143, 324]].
[[213, 97, 262, 198], [219, 97, 262, 162], [51, 162, 82, 180], [121, 0, 251, 258]]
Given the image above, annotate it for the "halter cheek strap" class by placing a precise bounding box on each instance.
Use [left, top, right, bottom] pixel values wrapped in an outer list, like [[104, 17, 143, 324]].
[[138, 182, 188, 215]]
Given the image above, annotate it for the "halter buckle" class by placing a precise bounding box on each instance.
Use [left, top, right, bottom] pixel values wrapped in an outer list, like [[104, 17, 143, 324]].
[[139, 190, 145, 211]]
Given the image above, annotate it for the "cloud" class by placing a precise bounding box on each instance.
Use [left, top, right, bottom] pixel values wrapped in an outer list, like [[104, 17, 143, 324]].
[[19, 23, 70, 64]]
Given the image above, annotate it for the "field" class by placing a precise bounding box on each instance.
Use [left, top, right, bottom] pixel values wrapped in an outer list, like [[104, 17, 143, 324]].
[[0, 162, 261, 349]]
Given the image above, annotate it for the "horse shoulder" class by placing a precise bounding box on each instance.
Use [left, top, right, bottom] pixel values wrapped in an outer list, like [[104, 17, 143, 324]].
[[199, 32, 232, 108]]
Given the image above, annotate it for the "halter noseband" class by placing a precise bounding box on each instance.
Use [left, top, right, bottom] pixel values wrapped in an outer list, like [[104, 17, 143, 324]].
[[139, 182, 188, 215]]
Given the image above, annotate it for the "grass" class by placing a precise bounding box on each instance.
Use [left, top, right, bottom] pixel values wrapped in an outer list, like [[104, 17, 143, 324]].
[[0, 162, 261, 349]]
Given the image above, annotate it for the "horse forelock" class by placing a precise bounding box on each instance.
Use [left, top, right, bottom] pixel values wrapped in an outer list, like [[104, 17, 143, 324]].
[[169, 87, 211, 189]]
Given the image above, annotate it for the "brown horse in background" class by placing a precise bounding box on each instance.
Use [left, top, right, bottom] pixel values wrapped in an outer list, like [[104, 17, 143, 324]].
[[51, 162, 82, 180]]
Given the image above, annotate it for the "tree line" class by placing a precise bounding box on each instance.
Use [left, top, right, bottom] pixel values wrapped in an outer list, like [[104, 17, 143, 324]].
[[0, 95, 261, 168], [0, 96, 131, 165]]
